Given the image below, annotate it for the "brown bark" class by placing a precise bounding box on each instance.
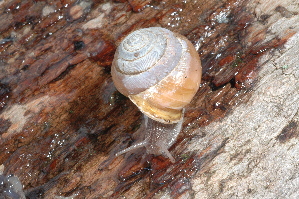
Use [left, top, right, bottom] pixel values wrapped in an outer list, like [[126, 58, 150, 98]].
[[0, 0, 298, 198]]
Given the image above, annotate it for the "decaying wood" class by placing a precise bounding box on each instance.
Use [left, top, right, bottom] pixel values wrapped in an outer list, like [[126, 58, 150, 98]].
[[0, 0, 298, 198]]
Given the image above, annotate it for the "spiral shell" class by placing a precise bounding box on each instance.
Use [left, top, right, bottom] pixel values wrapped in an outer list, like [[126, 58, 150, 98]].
[[111, 27, 202, 124]]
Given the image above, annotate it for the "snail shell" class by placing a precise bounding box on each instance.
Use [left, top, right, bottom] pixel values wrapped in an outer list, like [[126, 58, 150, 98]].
[[111, 27, 202, 124]]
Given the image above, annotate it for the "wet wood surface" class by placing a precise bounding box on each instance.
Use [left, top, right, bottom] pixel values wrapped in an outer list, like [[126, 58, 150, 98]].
[[0, 0, 299, 198]]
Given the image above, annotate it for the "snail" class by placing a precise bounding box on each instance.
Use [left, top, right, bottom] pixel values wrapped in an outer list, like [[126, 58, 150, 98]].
[[111, 27, 202, 163]]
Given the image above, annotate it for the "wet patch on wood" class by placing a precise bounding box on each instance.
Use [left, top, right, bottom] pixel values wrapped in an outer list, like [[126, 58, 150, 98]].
[[0, 0, 296, 198], [276, 121, 299, 143]]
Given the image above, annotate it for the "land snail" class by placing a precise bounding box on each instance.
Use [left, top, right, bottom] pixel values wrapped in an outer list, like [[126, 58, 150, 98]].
[[111, 27, 202, 163]]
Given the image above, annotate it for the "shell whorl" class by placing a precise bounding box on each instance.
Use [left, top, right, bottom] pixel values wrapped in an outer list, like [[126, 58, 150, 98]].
[[117, 28, 166, 74], [112, 27, 183, 96]]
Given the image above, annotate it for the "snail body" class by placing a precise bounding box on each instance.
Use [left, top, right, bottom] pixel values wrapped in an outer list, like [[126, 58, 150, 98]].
[[111, 27, 202, 162]]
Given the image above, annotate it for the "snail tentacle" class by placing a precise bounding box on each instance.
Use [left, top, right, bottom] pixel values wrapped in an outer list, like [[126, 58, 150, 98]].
[[115, 140, 147, 157]]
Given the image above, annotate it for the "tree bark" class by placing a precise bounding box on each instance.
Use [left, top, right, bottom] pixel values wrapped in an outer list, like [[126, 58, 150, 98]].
[[0, 0, 298, 198]]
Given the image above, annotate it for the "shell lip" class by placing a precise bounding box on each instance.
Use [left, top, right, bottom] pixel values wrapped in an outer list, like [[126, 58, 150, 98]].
[[129, 95, 183, 124]]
